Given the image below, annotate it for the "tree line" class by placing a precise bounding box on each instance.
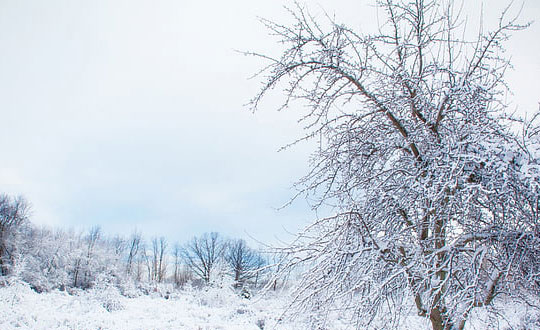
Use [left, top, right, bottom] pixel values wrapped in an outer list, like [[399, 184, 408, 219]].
[[0, 194, 269, 294]]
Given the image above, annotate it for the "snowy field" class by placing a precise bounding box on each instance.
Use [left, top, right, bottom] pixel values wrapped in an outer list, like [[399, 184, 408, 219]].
[[1, 281, 538, 330], [0, 282, 284, 330], [0, 281, 324, 330]]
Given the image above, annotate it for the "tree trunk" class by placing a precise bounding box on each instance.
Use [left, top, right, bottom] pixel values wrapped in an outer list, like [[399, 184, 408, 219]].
[[430, 308, 456, 330], [0, 243, 7, 276]]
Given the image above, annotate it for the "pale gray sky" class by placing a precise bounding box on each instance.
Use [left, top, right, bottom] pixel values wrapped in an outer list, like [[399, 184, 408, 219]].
[[0, 0, 538, 245]]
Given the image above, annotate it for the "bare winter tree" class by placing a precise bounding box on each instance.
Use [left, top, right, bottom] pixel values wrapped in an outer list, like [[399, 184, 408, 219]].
[[250, 1, 538, 329], [0, 194, 29, 275], [173, 243, 192, 287], [173, 242, 181, 285], [182, 232, 225, 284], [81, 226, 101, 288], [225, 239, 265, 288], [151, 237, 168, 283], [111, 235, 126, 258], [126, 231, 142, 278]]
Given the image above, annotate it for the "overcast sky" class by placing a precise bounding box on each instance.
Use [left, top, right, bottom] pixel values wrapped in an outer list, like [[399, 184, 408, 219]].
[[1, 0, 539, 246]]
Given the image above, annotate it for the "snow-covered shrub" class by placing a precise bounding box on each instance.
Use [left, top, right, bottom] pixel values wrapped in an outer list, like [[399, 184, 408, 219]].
[[100, 289, 124, 312], [197, 284, 237, 308], [118, 278, 141, 298], [89, 275, 125, 312]]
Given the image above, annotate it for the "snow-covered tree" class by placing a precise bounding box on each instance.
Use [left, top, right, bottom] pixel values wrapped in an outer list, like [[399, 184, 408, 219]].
[[12, 224, 126, 292], [0, 194, 29, 276], [17, 227, 71, 291], [250, 1, 538, 329]]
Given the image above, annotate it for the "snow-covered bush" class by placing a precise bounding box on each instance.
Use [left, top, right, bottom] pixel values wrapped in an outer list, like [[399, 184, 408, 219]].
[[197, 283, 238, 308], [89, 274, 125, 312]]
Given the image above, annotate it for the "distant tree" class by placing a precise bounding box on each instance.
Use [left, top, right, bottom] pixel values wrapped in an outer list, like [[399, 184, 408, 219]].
[[126, 231, 142, 278], [182, 232, 225, 284], [70, 231, 84, 288], [82, 226, 102, 288], [251, 1, 537, 329], [225, 239, 265, 288], [132, 237, 150, 282], [71, 226, 102, 288], [151, 237, 168, 283], [111, 235, 126, 258], [142, 241, 152, 282], [18, 226, 71, 292], [173, 243, 180, 283], [173, 243, 192, 287], [0, 194, 30, 276], [16, 223, 129, 291]]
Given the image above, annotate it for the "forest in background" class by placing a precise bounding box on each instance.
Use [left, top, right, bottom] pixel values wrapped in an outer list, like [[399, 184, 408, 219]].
[[0, 194, 274, 297]]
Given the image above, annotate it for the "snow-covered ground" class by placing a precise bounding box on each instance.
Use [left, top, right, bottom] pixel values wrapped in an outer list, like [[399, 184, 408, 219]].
[[0, 281, 537, 330], [0, 281, 291, 330]]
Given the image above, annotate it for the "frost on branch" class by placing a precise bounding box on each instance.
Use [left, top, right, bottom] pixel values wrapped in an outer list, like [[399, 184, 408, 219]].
[[250, 1, 537, 329]]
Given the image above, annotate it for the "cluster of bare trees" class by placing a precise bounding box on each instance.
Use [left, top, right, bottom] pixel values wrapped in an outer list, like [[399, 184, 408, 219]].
[[120, 231, 268, 288], [181, 232, 266, 287], [251, 0, 539, 329], [0, 200, 268, 294], [124, 235, 174, 285]]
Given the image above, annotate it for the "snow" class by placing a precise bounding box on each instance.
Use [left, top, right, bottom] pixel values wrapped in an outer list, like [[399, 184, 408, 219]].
[[0, 281, 290, 330], [1, 281, 537, 330]]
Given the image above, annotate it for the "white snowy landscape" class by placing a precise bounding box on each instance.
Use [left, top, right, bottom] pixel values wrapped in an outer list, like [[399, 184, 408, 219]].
[[2, 0, 540, 329], [1, 279, 538, 329], [1, 280, 294, 330]]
